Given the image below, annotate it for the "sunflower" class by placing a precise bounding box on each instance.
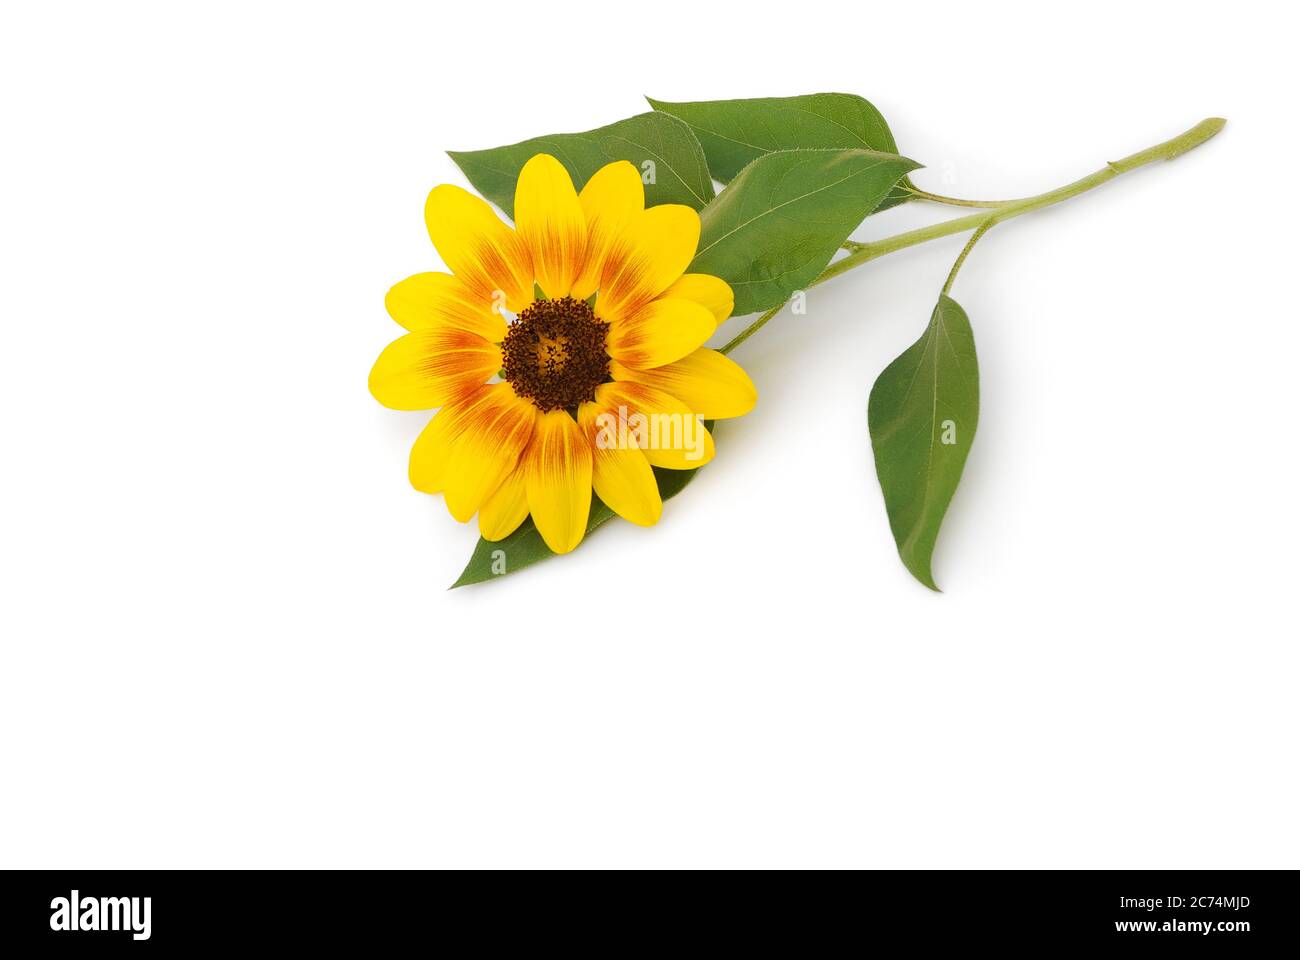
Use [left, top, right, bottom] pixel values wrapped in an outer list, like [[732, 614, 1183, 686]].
[[370, 154, 757, 554]]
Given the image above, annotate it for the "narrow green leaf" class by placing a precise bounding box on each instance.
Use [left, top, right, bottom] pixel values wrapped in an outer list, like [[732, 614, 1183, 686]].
[[688, 148, 918, 316], [868, 294, 979, 590], [451, 437, 712, 588], [448, 112, 714, 218], [451, 499, 616, 589], [647, 92, 914, 209]]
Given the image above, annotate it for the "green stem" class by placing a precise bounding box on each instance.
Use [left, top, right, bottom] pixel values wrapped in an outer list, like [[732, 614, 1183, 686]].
[[718, 301, 783, 355], [942, 221, 994, 296], [906, 186, 1016, 209], [721, 118, 1225, 356]]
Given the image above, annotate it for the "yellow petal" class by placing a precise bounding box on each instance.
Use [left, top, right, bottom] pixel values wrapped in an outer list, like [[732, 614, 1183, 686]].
[[596, 204, 700, 320], [514, 154, 587, 299], [611, 349, 757, 419], [385, 272, 507, 341], [425, 184, 532, 312], [369, 329, 500, 411], [408, 385, 497, 493], [594, 382, 714, 470], [478, 464, 529, 541], [524, 410, 593, 554], [660, 273, 734, 324], [442, 385, 538, 523], [607, 297, 715, 370], [578, 402, 662, 527], [572, 161, 644, 301], [409, 406, 458, 494]]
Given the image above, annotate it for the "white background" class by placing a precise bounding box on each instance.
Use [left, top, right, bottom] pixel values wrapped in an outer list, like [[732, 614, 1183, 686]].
[[2, 1, 1296, 869]]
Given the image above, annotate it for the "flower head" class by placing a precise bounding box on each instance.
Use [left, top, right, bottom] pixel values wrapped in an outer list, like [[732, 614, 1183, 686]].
[[371, 155, 756, 554]]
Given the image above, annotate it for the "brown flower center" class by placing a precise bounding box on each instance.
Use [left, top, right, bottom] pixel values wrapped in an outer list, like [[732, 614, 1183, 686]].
[[502, 296, 610, 412]]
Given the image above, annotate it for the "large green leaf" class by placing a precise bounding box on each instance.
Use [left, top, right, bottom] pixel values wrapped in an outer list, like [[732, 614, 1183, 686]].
[[451, 450, 708, 588], [647, 93, 914, 209], [688, 148, 918, 316], [447, 112, 714, 218], [868, 294, 979, 590]]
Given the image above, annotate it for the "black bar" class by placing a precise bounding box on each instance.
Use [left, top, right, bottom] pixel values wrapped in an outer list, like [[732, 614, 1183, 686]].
[[0, 869, 1292, 949]]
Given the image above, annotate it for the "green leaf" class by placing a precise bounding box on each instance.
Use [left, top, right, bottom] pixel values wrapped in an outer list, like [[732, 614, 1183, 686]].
[[688, 148, 918, 316], [647, 92, 914, 209], [447, 112, 714, 218], [868, 294, 979, 591], [451, 499, 615, 589], [450, 432, 712, 588]]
